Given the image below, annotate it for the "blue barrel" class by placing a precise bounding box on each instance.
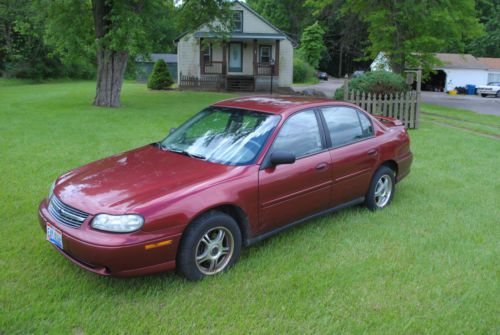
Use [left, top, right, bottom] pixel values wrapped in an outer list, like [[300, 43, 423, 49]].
[[466, 84, 476, 95]]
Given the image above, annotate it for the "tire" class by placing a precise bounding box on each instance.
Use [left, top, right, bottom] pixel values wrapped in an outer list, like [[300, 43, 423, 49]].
[[481, 94, 487, 97], [177, 211, 241, 281], [496, 91, 500, 98], [365, 166, 396, 211]]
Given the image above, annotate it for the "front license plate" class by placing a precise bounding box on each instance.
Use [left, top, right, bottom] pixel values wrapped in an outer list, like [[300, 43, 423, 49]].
[[46, 223, 63, 249]]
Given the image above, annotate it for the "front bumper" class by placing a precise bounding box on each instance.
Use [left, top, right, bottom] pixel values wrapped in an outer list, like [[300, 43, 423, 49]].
[[38, 199, 181, 277]]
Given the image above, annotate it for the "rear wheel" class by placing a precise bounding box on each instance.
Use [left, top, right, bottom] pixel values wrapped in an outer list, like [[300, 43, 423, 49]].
[[365, 166, 396, 211], [177, 211, 241, 281]]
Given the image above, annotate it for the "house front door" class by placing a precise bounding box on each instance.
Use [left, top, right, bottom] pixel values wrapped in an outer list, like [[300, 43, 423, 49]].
[[228, 42, 243, 72]]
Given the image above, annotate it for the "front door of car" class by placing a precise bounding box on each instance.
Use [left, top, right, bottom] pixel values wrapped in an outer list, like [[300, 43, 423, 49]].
[[320, 106, 379, 205], [258, 110, 332, 234]]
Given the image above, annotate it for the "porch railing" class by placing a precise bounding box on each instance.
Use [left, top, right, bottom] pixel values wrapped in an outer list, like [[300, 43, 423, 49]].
[[203, 61, 223, 75], [257, 63, 273, 76]]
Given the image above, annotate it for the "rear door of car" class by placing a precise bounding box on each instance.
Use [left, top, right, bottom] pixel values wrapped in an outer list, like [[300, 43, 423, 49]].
[[319, 106, 379, 206], [258, 109, 332, 234]]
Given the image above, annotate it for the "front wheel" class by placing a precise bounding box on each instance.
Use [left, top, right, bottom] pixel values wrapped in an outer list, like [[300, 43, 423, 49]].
[[496, 91, 500, 98], [177, 211, 241, 281], [365, 166, 396, 211]]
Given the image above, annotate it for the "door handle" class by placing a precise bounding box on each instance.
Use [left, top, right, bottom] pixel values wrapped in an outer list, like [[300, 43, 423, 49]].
[[316, 163, 328, 170], [367, 149, 378, 156]]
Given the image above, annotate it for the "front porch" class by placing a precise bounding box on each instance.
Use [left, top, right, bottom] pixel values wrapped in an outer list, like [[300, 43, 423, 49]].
[[180, 37, 282, 92]]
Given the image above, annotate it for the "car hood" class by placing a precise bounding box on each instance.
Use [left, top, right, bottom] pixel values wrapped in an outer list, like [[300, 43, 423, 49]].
[[55, 145, 241, 215]]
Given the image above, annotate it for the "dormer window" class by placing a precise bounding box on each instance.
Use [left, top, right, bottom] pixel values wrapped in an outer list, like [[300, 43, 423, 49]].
[[232, 11, 243, 32]]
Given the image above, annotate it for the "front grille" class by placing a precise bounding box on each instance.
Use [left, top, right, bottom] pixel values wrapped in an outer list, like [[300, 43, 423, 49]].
[[48, 196, 89, 228]]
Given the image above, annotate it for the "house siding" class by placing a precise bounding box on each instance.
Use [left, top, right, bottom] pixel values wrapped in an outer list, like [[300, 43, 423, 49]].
[[177, 1, 294, 88], [177, 35, 200, 81], [441, 68, 489, 91]]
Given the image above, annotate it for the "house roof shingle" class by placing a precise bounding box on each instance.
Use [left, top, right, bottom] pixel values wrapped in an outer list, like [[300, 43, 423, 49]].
[[434, 53, 488, 69], [478, 57, 500, 70]]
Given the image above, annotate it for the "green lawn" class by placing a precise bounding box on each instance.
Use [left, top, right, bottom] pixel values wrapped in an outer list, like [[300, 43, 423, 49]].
[[421, 104, 500, 137], [1, 80, 499, 334]]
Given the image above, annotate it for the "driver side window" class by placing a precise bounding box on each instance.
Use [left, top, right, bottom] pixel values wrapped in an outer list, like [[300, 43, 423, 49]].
[[271, 110, 323, 158]]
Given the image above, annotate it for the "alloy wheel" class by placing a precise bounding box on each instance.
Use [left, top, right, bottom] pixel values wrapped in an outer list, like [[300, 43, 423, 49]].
[[195, 227, 234, 275], [374, 174, 393, 208]]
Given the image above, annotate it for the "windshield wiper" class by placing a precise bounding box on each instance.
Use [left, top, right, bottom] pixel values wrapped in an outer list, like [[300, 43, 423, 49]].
[[166, 147, 206, 160]]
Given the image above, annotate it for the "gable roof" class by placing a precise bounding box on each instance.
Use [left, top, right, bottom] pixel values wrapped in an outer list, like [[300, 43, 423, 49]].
[[174, 1, 296, 45], [434, 53, 488, 69], [478, 57, 500, 70]]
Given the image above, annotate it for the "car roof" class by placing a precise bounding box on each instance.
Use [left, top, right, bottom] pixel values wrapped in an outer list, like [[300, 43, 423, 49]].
[[212, 95, 352, 115]]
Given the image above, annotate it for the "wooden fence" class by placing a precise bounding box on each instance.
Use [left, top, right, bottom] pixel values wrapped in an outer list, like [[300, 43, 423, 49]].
[[345, 91, 419, 129], [343, 69, 421, 129], [179, 72, 224, 90]]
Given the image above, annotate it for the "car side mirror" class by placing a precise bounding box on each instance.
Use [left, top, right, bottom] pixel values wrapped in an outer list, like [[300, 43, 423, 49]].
[[270, 151, 296, 166], [169, 127, 176, 134]]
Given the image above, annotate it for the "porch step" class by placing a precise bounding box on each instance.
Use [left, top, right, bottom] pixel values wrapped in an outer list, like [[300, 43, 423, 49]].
[[226, 76, 255, 92]]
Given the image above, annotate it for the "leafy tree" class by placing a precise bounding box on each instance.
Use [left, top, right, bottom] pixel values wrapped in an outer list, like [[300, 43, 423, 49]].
[[39, 0, 230, 107], [246, 0, 313, 40], [147, 59, 173, 90], [341, 0, 483, 73], [311, 0, 369, 76], [0, 0, 76, 78], [299, 22, 326, 69], [466, 0, 500, 57]]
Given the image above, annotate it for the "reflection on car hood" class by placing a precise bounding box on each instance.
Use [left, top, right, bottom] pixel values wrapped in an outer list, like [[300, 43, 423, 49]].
[[55, 145, 241, 215]]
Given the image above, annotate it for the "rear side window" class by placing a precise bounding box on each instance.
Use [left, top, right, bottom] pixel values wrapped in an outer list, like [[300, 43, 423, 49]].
[[358, 111, 374, 138], [321, 107, 372, 148], [271, 110, 322, 158]]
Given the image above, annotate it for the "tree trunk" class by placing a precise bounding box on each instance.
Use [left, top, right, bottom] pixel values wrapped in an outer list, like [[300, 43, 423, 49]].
[[93, 48, 128, 107], [91, 0, 128, 107]]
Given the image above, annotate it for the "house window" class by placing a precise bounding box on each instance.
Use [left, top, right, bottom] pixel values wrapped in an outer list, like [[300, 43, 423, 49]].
[[259, 45, 272, 64], [202, 43, 212, 64], [232, 11, 243, 32]]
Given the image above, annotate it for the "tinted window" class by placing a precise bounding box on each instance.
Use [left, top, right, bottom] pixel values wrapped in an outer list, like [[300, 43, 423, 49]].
[[322, 107, 366, 147], [271, 110, 322, 158], [358, 111, 374, 137]]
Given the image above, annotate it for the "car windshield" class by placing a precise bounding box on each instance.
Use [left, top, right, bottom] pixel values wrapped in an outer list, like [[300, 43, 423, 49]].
[[487, 82, 500, 86], [160, 107, 280, 165]]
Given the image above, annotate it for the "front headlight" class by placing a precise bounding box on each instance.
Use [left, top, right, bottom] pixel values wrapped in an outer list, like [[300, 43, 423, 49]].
[[91, 214, 144, 233], [49, 181, 56, 199]]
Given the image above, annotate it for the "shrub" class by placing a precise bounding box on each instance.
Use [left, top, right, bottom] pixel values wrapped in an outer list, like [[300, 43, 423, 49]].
[[147, 59, 173, 90], [334, 71, 410, 100], [293, 55, 317, 83]]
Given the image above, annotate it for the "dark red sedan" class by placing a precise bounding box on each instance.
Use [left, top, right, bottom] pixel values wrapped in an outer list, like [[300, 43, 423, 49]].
[[39, 96, 412, 280]]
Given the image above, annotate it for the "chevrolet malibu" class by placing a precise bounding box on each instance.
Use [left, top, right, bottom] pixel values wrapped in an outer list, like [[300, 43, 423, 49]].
[[39, 96, 413, 280]]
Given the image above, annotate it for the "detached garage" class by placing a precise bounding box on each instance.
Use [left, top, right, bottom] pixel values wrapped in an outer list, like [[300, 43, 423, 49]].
[[370, 52, 500, 92]]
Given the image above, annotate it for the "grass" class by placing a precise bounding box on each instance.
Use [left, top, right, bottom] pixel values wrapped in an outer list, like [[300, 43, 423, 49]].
[[1, 80, 499, 334], [421, 104, 500, 137]]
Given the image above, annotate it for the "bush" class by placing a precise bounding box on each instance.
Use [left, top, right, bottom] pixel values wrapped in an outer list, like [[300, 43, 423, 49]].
[[334, 71, 409, 100], [147, 59, 173, 90], [293, 55, 317, 83]]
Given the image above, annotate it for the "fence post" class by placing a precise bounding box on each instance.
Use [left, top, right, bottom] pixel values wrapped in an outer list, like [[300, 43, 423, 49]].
[[415, 67, 422, 129], [343, 74, 349, 100]]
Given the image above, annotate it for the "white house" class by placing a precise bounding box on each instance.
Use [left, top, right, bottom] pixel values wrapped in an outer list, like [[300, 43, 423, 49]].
[[175, 1, 295, 91], [370, 52, 500, 92]]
